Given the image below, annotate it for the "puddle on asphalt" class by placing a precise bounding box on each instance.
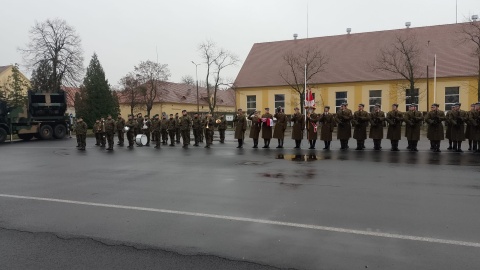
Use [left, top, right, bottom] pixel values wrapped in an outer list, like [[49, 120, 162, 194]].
[[275, 154, 330, 161]]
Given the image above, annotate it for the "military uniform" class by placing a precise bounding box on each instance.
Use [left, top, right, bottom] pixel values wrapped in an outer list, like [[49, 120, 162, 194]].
[[319, 110, 335, 150], [273, 111, 287, 148], [352, 107, 370, 150], [403, 108, 423, 151], [369, 108, 385, 150], [306, 110, 319, 149], [468, 105, 480, 152], [386, 108, 403, 151], [142, 117, 151, 146], [335, 107, 352, 150], [105, 118, 115, 150], [466, 106, 476, 150], [179, 113, 192, 148], [125, 118, 136, 148], [99, 120, 106, 147], [136, 116, 143, 138], [447, 105, 467, 152], [116, 117, 125, 146], [93, 121, 102, 146], [217, 117, 227, 143], [75, 119, 88, 150], [261, 111, 273, 148], [151, 117, 161, 148], [445, 110, 453, 149], [204, 116, 215, 148], [175, 115, 181, 143], [248, 113, 261, 148], [161, 117, 168, 145], [150, 117, 158, 142], [192, 116, 202, 146], [233, 111, 247, 148], [290, 111, 305, 149], [425, 106, 446, 152], [167, 117, 177, 146]]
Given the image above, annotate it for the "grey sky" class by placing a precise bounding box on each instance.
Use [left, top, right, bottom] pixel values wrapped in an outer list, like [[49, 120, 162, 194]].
[[1, 0, 478, 88]]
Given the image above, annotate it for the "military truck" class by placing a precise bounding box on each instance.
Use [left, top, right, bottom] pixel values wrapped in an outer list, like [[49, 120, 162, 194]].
[[0, 90, 69, 143]]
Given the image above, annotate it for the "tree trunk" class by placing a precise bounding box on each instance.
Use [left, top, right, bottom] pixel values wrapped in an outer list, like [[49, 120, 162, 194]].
[[299, 91, 305, 112]]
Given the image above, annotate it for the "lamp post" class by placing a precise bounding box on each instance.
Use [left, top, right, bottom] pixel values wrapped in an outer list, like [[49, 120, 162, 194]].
[[191, 61, 200, 113]]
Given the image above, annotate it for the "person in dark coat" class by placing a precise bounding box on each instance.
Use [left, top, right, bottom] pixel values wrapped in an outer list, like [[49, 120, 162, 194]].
[[167, 114, 177, 146], [125, 115, 136, 148], [116, 115, 125, 146], [318, 106, 335, 150], [179, 110, 192, 148], [335, 103, 353, 150], [469, 103, 480, 153], [386, 104, 403, 151], [105, 115, 116, 151], [445, 109, 453, 150], [353, 104, 370, 150], [217, 115, 227, 143], [306, 106, 319, 149], [204, 113, 215, 148], [75, 117, 88, 150], [448, 103, 467, 152], [425, 103, 446, 152], [233, 109, 247, 148], [466, 104, 475, 150], [273, 107, 287, 148], [369, 104, 385, 151], [248, 110, 261, 148], [151, 114, 161, 149], [290, 107, 305, 149], [261, 108, 273, 148], [404, 104, 423, 152]]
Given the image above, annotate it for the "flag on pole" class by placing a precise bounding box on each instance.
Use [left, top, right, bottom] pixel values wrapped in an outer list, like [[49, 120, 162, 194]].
[[305, 88, 315, 108]]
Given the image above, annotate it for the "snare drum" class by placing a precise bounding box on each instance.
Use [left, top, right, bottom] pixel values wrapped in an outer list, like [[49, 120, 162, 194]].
[[135, 134, 148, 146]]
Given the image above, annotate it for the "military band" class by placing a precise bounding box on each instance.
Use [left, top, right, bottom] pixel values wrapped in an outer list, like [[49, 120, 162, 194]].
[[73, 102, 480, 153]]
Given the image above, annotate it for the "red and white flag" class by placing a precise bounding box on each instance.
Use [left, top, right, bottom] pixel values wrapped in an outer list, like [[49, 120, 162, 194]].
[[305, 88, 315, 108]]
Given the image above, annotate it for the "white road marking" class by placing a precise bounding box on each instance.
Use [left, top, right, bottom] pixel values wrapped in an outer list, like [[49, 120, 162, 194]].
[[1, 193, 479, 248]]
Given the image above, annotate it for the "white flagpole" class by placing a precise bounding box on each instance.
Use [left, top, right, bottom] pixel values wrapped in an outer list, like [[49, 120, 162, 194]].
[[304, 64, 307, 126], [433, 54, 437, 103]]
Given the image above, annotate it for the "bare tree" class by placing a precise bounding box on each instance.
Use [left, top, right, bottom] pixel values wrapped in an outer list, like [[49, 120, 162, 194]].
[[198, 40, 239, 114], [20, 18, 84, 91], [279, 45, 329, 112], [119, 72, 143, 116], [181, 75, 195, 85], [372, 34, 423, 105], [134, 60, 170, 116], [458, 20, 480, 101]]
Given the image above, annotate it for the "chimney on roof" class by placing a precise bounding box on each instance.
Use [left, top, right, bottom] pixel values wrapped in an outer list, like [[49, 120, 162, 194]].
[[405, 22, 411, 28], [293, 33, 298, 40], [346, 28, 351, 34], [472, 15, 478, 21]]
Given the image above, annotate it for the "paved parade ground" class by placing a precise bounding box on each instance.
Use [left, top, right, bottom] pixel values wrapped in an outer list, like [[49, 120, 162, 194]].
[[1, 134, 480, 269]]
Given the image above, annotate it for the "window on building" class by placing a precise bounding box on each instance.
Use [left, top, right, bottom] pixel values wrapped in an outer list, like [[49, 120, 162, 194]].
[[246, 95, 256, 114], [335, 92, 348, 112], [274, 94, 285, 109], [369, 90, 382, 112], [445, 87, 459, 111], [405, 88, 419, 111]]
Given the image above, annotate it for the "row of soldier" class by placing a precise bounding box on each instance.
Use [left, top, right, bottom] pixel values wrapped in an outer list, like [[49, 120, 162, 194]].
[[232, 102, 480, 153], [74, 111, 228, 150]]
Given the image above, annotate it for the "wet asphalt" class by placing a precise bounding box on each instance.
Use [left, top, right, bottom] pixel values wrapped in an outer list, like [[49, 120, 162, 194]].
[[0, 132, 479, 270]]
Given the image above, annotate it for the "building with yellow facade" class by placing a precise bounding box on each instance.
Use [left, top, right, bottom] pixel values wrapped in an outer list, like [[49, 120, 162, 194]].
[[234, 23, 479, 114], [0, 65, 30, 96], [119, 82, 235, 117]]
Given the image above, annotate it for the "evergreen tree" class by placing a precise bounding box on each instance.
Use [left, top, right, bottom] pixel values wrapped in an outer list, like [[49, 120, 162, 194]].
[[30, 59, 54, 92], [2, 64, 29, 108], [80, 53, 119, 127]]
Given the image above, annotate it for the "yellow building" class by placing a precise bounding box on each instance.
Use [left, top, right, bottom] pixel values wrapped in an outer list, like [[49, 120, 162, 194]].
[[234, 23, 479, 113], [0, 65, 31, 96], [119, 82, 235, 117]]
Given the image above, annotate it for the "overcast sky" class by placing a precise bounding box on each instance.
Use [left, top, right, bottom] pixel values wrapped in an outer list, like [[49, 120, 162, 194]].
[[1, 0, 479, 88]]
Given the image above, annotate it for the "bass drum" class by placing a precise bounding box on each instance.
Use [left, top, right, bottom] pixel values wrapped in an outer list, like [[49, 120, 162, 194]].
[[135, 134, 148, 146]]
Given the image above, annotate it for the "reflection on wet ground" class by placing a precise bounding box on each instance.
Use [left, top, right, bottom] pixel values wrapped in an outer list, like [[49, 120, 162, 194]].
[[275, 152, 480, 167]]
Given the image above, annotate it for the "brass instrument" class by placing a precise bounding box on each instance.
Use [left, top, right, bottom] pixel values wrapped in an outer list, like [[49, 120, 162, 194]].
[[215, 119, 221, 124], [142, 119, 148, 129], [101, 120, 105, 133]]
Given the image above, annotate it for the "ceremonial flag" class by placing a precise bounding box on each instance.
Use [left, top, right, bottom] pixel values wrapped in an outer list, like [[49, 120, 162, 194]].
[[305, 88, 315, 108]]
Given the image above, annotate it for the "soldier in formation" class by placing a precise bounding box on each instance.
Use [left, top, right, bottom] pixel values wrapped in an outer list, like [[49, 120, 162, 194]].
[[175, 113, 181, 143], [104, 114, 115, 150], [179, 110, 192, 148], [93, 119, 102, 146], [261, 108, 273, 148], [404, 104, 422, 152], [161, 114, 169, 145], [466, 104, 475, 150], [151, 114, 161, 149], [318, 106, 334, 150], [116, 115, 125, 146], [167, 114, 177, 146], [75, 117, 88, 150], [290, 107, 305, 149], [469, 102, 480, 153], [336, 103, 352, 150], [447, 103, 467, 152], [369, 104, 385, 151], [306, 106, 319, 149], [192, 113, 202, 147], [425, 103, 446, 152], [352, 104, 370, 150], [217, 115, 227, 143], [248, 110, 261, 148], [386, 104, 403, 151], [234, 108, 247, 148], [204, 113, 215, 148], [126, 114, 136, 148], [273, 106, 287, 148]]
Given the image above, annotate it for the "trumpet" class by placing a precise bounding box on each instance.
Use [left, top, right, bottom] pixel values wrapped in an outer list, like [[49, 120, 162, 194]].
[[215, 119, 221, 124]]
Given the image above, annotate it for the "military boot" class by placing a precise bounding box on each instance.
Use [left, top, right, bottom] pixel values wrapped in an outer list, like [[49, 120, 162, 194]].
[[447, 140, 453, 150], [456, 142, 463, 152]]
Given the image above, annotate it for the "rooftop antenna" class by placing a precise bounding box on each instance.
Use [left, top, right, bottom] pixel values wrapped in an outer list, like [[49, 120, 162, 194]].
[[472, 15, 479, 21], [346, 28, 352, 34], [293, 33, 298, 40], [405, 22, 411, 28]]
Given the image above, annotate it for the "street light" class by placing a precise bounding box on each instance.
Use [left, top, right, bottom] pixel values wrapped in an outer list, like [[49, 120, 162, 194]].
[[191, 61, 200, 113]]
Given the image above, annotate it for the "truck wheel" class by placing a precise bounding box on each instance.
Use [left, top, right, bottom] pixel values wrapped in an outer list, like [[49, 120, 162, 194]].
[[0, 128, 7, 143], [39, 125, 53, 140], [53, 124, 67, 139], [18, 134, 34, 141]]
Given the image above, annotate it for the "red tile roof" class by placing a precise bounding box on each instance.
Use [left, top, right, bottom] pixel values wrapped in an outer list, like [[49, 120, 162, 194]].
[[118, 82, 235, 107], [62, 86, 80, 108], [235, 22, 479, 88]]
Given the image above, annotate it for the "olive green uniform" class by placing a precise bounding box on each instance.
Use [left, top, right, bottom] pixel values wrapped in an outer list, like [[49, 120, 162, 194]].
[[369, 110, 385, 150], [204, 117, 215, 147], [290, 113, 305, 148], [248, 115, 261, 148], [217, 118, 227, 143], [306, 112, 319, 149], [75, 121, 88, 150], [167, 118, 177, 146], [335, 109, 352, 149], [151, 118, 161, 148], [116, 118, 125, 146], [425, 110, 446, 152], [273, 112, 287, 148], [192, 117, 202, 146], [386, 110, 403, 151], [179, 115, 192, 147], [353, 110, 370, 150], [93, 122, 102, 146], [468, 110, 480, 152], [105, 119, 115, 150], [161, 118, 168, 144], [319, 112, 335, 149], [261, 113, 273, 148], [233, 113, 247, 148], [404, 110, 423, 151], [126, 119, 136, 147], [175, 116, 181, 143], [448, 109, 467, 151]]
